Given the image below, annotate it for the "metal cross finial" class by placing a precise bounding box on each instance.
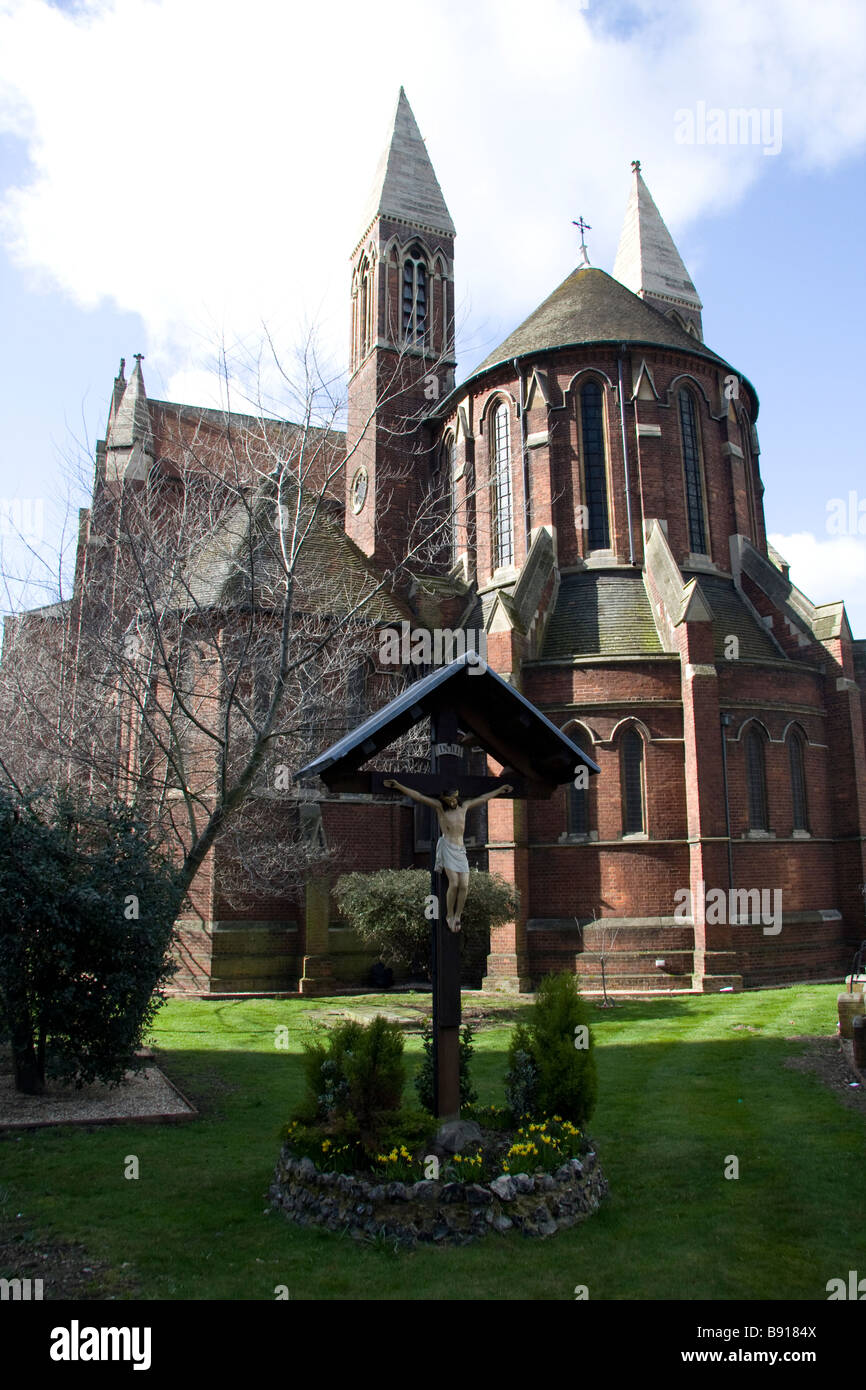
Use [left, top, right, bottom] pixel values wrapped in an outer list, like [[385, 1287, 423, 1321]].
[[133, 353, 144, 364], [572, 215, 592, 268], [631, 159, 641, 173]]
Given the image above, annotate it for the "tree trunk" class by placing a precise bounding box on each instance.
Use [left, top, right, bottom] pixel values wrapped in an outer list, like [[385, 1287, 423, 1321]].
[[7, 996, 43, 1094]]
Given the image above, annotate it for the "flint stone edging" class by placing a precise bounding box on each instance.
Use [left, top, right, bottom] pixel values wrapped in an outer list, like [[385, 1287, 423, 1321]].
[[268, 1147, 608, 1247]]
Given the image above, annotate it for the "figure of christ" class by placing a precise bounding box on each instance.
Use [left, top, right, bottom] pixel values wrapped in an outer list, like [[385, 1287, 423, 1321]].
[[383, 780, 513, 932]]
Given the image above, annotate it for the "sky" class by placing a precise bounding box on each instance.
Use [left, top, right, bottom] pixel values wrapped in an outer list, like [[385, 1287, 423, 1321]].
[[0, 0, 864, 632]]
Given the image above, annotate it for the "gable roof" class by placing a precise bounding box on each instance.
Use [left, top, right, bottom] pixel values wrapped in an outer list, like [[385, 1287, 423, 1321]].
[[296, 651, 600, 790]]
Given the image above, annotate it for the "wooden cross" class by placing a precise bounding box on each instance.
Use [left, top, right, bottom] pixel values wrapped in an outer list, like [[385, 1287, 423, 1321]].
[[379, 713, 519, 1119]]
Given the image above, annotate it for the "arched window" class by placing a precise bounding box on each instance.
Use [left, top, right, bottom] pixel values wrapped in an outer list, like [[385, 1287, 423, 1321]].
[[445, 435, 459, 563], [678, 388, 708, 555], [788, 728, 808, 832], [491, 402, 514, 568], [567, 728, 594, 835], [579, 380, 610, 550], [621, 727, 646, 835], [746, 725, 768, 831], [740, 416, 758, 542], [359, 256, 373, 359], [402, 245, 427, 342]]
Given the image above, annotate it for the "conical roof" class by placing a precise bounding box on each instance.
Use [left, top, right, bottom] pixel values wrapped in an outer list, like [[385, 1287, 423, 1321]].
[[613, 165, 702, 317], [356, 87, 455, 245], [469, 267, 726, 379]]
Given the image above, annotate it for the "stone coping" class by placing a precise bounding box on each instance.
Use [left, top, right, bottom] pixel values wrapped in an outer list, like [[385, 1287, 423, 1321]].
[[269, 1146, 608, 1247]]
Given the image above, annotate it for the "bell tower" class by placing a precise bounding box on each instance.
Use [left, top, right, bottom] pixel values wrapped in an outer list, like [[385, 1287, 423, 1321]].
[[346, 88, 456, 570]]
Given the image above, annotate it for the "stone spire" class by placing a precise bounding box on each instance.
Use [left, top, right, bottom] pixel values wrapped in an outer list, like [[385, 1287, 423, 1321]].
[[105, 354, 154, 482], [356, 87, 455, 247], [612, 161, 703, 340]]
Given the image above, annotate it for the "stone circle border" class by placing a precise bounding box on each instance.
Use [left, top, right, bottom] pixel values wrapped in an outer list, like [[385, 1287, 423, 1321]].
[[269, 1146, 608, 1247]]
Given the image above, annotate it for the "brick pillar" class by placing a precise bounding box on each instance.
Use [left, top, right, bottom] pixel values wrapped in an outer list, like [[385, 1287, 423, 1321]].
[[482, 628, 532, 992], [822, 645, 866, 946], [299, 876, 334, 997], [484, 792, 532, 992], [678, 602, 742, 991]]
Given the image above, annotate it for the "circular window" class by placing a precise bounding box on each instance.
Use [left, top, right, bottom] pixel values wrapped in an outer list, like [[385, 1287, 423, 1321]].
[[351, 465, 369, 514]]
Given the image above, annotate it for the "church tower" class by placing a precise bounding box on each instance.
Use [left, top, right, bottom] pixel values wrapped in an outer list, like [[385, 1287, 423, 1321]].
[[346, 89, 456, 570]]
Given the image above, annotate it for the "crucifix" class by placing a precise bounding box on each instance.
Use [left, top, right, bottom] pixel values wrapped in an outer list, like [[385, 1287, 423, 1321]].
[[572, 215, 592, 267], [378, 706, 518, 1118], [296, 652, 600, 1123]]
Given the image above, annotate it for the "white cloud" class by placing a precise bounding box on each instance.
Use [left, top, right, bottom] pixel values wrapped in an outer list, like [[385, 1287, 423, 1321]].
[[768, 531, 866, 637], [0, 0, 864, 400]]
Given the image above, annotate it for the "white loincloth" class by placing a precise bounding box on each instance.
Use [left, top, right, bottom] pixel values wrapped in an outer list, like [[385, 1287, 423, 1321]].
[[435, 836, 469, 875]]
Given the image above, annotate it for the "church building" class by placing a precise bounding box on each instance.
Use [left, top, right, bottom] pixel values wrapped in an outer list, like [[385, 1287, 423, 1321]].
[[20, 89, 866, 996], [337, 88, 865, 995]]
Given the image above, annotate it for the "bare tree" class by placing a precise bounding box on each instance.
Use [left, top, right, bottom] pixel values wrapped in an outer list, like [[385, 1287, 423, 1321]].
[[576, 909, 622, 1007], [0, 328, 476, 908]]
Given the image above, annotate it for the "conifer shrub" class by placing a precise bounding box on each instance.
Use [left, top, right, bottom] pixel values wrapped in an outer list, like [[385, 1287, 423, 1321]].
[[298, 1015, 406, 1135], [414, 1020, 478, 1113], [504, 973, 597, 1125]]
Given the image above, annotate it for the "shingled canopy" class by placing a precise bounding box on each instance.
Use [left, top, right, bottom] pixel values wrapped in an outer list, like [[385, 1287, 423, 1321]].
[[295, 651, 600, 793]]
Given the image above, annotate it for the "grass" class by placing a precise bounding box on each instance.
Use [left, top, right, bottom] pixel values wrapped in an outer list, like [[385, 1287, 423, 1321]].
[[0, 983, 863, 1300]]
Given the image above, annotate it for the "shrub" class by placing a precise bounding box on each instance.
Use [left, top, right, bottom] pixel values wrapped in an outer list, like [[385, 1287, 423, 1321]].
[[414, 1020, 478, 1113], [333, 868, 518, 980], [504, 1023, 538, 1119], [0, 786, 182, 1094], [298, 1015, 406, 1135], [503, 973, 597, 1126]]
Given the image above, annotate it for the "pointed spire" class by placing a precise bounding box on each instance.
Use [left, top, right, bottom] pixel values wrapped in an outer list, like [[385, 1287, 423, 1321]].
[[105, 354, 153, 481], [107, 357, 126, 432], [612, 162, 703, 340], [356, 87, 455, 245]]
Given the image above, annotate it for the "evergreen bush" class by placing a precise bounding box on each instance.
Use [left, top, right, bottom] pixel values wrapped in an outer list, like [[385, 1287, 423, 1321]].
[[414, 1020, 478, 1113], [504, 973, 597, 1125], [0, 786, 182, 1094], [298, 1015, 406, 1134], [333, 868, 517, 980]]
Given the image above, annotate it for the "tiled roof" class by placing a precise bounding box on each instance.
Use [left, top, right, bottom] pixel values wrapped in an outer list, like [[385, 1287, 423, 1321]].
[[688, 574, 784, 662], [540, 572, 664, 658], [177, 490, 410, 624], [469, 267, 729, 380]]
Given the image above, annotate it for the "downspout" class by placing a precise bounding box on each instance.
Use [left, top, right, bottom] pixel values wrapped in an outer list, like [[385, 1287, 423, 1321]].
[[513, 358, 530, 558], [617, 347, 635, 565], [720, 713, 734, 891]]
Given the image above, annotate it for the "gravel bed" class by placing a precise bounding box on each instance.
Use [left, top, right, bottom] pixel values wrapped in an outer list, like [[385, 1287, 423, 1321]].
[[0, 1059, 196, 1129]]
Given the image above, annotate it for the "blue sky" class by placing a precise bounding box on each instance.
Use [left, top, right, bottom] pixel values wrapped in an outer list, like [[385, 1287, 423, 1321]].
[[1, 0, 864, 632]]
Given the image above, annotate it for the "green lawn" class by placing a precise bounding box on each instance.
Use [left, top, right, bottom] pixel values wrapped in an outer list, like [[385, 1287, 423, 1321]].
[[1, 984, 862, 1300]]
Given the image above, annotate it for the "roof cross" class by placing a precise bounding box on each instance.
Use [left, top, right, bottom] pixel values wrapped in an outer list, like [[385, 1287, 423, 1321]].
[[572, 215, 592, 268]]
